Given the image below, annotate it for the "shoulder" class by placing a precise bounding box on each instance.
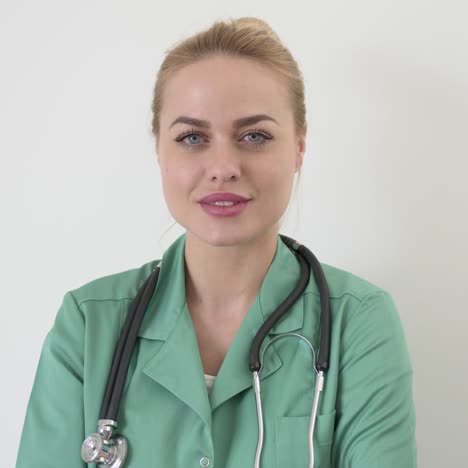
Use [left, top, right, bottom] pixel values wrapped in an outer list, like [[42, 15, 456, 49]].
[[319, 262, 388, 301], [49, 258, 162, 340], [68, 258, 161, 307], [316, 262, 402, 333]]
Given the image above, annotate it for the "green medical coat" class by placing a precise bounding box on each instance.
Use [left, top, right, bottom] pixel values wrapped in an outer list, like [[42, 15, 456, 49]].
[[16, 233, 417, 467]]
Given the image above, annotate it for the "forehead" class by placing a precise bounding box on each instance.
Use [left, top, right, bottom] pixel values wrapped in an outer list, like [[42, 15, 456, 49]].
[[160, 55, 292, 129]]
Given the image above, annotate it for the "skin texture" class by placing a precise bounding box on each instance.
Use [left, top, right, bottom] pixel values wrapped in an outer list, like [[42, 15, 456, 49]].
[[156, 55, 307, 320]]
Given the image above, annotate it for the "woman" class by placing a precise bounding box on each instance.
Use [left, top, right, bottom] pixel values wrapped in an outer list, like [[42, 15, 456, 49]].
[[16, 17, 417, 468]]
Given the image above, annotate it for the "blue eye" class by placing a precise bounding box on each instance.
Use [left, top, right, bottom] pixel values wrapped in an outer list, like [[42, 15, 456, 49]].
[[174, 130, 205, 147], [183, 133, 203, 145], [174, 128, 273, 148], [243, 132, 268, 144]]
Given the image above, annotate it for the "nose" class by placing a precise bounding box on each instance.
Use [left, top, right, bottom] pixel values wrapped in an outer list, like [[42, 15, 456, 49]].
[[206, 146, 242, 183]]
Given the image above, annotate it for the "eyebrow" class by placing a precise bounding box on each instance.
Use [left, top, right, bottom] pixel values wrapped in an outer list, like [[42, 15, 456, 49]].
[[169, 114, 279, 130]]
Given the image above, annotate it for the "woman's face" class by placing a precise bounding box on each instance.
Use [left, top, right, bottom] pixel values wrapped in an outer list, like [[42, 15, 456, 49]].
[[157, 55, 306, 247]]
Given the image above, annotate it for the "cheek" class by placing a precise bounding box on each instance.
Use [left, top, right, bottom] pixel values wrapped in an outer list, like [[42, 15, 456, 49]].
[[159, 163, 179, 203], [255, 167, 294, 212], [160, 161, 198, 199], [259, 159, 295, 191]]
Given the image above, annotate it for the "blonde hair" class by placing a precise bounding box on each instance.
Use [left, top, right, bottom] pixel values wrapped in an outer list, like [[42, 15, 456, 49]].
[[150, 16, 306, 140]]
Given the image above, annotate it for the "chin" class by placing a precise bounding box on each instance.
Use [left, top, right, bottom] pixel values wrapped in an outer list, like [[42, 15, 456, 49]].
[[198, 231, 249, 248], [188, 224, 278, 249]]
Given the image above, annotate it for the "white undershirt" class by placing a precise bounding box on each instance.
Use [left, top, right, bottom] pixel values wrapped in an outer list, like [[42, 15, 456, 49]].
[[204, 373, 216, 393]]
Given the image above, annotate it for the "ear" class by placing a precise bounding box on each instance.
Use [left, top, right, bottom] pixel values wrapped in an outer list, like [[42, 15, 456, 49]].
[[295, 122, 307, 172]]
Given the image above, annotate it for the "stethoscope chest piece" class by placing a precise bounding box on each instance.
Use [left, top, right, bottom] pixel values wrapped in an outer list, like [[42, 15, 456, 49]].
[[81, 419, 127, 467]]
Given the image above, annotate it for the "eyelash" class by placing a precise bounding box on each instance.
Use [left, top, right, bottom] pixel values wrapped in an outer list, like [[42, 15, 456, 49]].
[[174, 128, 273, 148]]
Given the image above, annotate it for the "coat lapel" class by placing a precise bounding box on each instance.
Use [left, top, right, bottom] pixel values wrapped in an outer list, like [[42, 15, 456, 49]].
[[141, 302, 212, 428], [135, 234, 212, 428]]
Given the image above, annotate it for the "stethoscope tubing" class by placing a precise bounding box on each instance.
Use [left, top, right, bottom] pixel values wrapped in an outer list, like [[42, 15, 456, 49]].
[[248, 243, 310, 372], [99, 268, 160, 421], [249, 234, 331, 372], [293, 237, 331, 372]]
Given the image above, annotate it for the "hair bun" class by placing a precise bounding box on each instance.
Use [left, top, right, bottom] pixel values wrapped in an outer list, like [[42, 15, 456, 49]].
[[233, 16, 281, 41]]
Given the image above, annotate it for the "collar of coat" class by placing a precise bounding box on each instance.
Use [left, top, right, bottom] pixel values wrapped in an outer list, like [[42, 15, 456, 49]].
[[134, 232, 321, 419]]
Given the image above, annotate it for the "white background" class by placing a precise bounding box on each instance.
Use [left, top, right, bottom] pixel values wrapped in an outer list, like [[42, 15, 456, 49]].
[[2, 1, 467, 467]]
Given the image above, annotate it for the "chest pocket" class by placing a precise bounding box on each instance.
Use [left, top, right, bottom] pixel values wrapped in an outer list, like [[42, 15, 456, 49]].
[[275, 410, 336, 468]]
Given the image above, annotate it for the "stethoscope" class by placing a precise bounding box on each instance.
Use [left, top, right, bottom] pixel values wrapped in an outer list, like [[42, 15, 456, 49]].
[[81, 235, 331, 468]]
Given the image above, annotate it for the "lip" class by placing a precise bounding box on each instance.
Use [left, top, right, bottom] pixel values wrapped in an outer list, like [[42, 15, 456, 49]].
[[198, 192, 251, 204]]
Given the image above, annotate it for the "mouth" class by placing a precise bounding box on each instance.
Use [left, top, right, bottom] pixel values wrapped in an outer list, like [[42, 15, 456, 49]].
[[199, 199, 251, 217], [198, 192, 251, 204], [203, 201, 242, 207]]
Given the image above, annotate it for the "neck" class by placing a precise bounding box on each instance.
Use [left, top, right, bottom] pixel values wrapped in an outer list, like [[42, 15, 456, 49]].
[[183, 229, 279, 318]]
